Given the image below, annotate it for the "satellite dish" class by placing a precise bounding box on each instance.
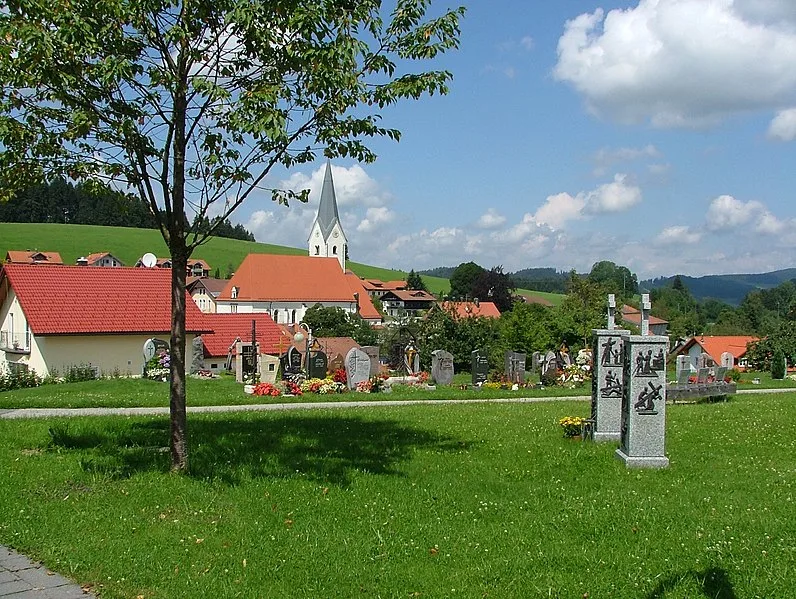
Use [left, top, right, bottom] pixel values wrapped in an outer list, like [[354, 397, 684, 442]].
[[141, 252, 157, 268]]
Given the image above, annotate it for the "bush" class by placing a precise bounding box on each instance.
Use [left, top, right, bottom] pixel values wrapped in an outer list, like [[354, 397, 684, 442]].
[[771, 348, 786, 380], [64, 364, 99, 383], [726, 368, 742, 382], [0, 366, 41, 392]]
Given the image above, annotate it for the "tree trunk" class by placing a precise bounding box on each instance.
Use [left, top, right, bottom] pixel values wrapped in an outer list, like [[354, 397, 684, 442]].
[[169, 249, 188, 471]]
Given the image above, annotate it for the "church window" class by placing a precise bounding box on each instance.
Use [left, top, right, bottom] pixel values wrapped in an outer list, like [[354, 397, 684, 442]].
[[314, 245, 320, 255], [291, 310, 296, 323], [332, 246, 337, 255], [273, 309, 279, 323]]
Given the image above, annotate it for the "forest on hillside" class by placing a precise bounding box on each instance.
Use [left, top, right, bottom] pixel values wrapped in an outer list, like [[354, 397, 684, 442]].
[[0, 179, 256, 242]]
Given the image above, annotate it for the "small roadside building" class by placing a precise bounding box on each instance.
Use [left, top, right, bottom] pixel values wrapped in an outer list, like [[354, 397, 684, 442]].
[[0, 264, 209, 377], [672, 335, 758, 369]]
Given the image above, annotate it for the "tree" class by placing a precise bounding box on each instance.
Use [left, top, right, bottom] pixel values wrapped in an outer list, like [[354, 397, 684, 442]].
[[0, 0, 463, 470], [405, 269, 427, 292], [556, 271, 606, 347], [448, 261, 485, 299], [587, 261, 638, 301], [771, 348, 787, 380], [471, 266, 515, 313]]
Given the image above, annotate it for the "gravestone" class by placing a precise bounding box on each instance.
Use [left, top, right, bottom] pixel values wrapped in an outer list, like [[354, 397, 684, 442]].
[[345, 347, 371, 390], [143, 337, 169, 363], [675, 355, 692, 382], [616, 334, 670, 469], [280, 346, 304, 378], [328, 353, 344, 374], [504, 351, 526, 383], [307, 350, 328, 379], [431, 349, 455, 385], [361, 346, 380, 377], [471, 349, 489, 385], [542, 350, 557, 375], [531, 351, 542, 373], [591, 328, 630, 441], [404, 341, 421, 375], [697, 352, 712, 369], [235, 341, 260, 383], [190, 336, 205, 374], [720, 351, 734, 369], [260, 355, 280, 384]]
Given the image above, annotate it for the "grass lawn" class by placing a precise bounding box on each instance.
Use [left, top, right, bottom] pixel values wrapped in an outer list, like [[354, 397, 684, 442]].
[[0, 376, 593, 410], [0, 393, 795, 598]]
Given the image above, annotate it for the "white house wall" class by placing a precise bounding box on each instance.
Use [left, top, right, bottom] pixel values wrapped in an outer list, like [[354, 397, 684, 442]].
[[215, 300, 356, 324]]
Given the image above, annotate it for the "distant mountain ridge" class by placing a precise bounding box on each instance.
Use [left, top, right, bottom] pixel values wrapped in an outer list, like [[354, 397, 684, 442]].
[[641, 268, 796, 305]]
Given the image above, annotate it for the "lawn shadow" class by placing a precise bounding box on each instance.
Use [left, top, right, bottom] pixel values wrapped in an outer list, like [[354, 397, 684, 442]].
[[646, 566, 737, 599], [46, 414, 468, 486]]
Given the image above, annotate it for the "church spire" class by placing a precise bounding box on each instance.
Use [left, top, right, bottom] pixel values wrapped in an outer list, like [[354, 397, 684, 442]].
[[308, 160, 348, 270]]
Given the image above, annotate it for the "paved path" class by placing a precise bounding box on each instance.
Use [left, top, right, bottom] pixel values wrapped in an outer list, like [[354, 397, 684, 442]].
[[0, 546, 94, 598]]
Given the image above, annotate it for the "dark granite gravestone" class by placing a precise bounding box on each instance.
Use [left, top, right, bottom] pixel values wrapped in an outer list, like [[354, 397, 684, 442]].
[[471, 349, 489, 385], [345, 347, 371, 390], [504, 351, 526, 383], [431, 349, 455, 385], [190, 335, 205, 374], [307, 350, 328, 379], [143, 337, 169, 363], [280, 346, 304, 378]]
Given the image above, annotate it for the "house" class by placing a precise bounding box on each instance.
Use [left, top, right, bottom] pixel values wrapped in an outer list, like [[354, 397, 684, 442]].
[[76, 252, 124, 267], [0, 264, 209, 377], [5, 251, 63, 265], [621, 305, 669, 336], [215, 254, 366, 324], [672, 335, 758, 369], [344, 272, 383, 324], [187, 277, 229, 313], [134, 256, 212, 278], [308, 161, 348, 271], [437, 300, 501, 319], [360, 279, 408, 299], [200, 313, 292, 373], [380, 289, 437, 318]]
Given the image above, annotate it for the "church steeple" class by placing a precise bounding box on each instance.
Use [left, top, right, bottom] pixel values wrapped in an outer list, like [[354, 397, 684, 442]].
[[308, 160, 348, 270]]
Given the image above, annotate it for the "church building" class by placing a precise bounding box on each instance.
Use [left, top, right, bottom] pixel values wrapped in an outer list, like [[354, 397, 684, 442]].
[[308, 160, 348, 271]]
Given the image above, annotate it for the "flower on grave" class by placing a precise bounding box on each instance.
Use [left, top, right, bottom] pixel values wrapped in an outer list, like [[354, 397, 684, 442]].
[[144, 349, 171, 382], [355, 379, 373, 393], [300, 377, 347, 394], [556, 364, 591, 388], [559, 416, 585, 438], [252, 382, 281, 397], [332, 368, 347, 384], [281, 380, 303, 396]]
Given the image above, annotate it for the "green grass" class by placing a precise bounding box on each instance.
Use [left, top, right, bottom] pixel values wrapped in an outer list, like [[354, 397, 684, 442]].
[[1, 393, 795, 598], [0, 376, 593, 410]]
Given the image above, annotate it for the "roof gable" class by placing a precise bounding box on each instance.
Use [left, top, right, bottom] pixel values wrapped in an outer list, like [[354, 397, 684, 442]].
[[6, 251, 64, 264], [1, 264, 209, 335], [681, 335, 759, 361]]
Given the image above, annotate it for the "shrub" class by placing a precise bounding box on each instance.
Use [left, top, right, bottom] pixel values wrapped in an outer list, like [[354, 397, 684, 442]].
[[771, 348, 786, 380], [0, 366, 41, 392], [64, 364, 99, 383], [727, 368, 742, 382]]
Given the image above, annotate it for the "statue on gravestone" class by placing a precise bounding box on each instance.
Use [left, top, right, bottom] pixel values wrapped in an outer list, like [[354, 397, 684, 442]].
[[600, 371, 622, 398], [634, 382, 662, 413], [190, 336, 205, 374], [601, 337, 617, 366]]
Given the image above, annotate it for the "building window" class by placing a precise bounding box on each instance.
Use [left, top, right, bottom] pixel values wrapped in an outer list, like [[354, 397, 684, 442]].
[[231, 304, 238, 313], [273, 309, 279, 323], [332, 246, 337, 255], [314, 245, 320, 255], [291, 310, 296, 323]]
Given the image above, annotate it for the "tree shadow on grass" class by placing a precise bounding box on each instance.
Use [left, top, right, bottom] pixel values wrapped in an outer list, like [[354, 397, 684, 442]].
[[646, 566, 737, 599], [46, 414, 468, 487]]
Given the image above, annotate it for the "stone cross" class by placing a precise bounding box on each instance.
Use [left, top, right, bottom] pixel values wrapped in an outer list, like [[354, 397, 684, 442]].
[[607, 294, 616, 330], [640, 294, 651, 336]]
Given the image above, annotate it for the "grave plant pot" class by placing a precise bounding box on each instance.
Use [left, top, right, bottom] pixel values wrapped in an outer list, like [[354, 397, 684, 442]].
[[244, 384, 255, 395]]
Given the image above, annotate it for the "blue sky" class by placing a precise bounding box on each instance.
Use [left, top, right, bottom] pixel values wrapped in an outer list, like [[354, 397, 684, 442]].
[[234, 0, 796, 279]]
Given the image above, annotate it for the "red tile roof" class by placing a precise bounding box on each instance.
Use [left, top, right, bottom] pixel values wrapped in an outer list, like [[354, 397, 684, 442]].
[[200, 313, 291, 357], [440, 301, 501, 319], [344, 273, 382, 321], [85, 252, 123, 266], [678, 336, 758, 362], [621, 305, 669, 325], [1, 264, 209, 335], [361, 279, 407, 292], [382, 289, 436, 302], [5, 251, 64, 264], [218, 255, 356, 302]]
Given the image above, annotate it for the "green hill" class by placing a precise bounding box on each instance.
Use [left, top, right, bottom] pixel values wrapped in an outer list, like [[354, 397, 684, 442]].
[[0, 222, 566, 304]]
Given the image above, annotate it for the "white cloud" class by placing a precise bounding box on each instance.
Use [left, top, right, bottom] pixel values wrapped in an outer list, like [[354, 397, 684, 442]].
[[520, 36, 534, 51], [583, 174, 642, 213], [357, 206, 396, 233], [532, 192, 585, 230], [656, 225, 701, 245], [477, 208, 507, 229], [554, 0, 796, 128], [768, 107, 796, 140], [755, 211, 787, 234], [706, 194, 765, 230]]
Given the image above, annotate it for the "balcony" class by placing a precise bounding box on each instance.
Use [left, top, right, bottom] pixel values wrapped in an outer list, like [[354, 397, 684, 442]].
[[0, 331, 31, 354]]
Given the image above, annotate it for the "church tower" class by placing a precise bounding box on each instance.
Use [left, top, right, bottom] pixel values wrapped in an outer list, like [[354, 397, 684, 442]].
[[308, 160, 348, 271]]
